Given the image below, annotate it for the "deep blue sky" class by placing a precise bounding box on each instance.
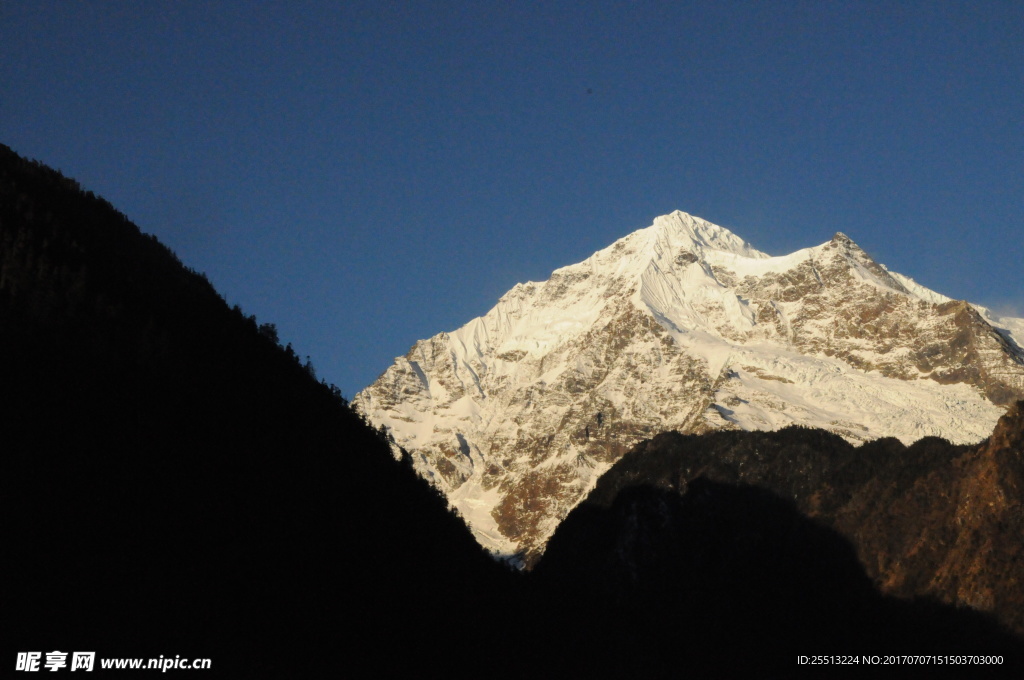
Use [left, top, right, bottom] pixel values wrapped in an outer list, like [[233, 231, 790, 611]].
[[2, 2, 1021, 396]]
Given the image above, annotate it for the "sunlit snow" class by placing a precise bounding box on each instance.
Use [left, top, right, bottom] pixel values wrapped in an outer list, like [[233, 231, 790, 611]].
[[356, 210, 1024, 557]]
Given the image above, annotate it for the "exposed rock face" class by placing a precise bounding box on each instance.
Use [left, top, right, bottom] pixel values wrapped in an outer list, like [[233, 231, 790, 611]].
[[534, 479, 1024, 675], [855, 402, 1024, 633], [355, 211, 1024, 561], [568, 401, 1024, 636]]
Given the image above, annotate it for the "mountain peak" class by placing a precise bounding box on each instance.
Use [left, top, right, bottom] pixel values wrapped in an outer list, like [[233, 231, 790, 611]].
[[829, 231, 871, 254], [357, 210, 1024, 561], [649, 211, 768, 259]]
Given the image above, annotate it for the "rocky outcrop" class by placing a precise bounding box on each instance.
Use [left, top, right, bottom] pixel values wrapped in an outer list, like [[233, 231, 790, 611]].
[[847, 401, 1024, 633], [727, 235, 1024, 403]]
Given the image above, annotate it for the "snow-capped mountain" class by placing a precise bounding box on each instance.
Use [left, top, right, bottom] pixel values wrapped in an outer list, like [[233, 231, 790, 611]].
[[354, 211, 1024, 562]]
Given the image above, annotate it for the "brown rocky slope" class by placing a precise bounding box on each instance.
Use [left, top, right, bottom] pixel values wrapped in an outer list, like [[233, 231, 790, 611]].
[[552, 400, 1024, 637]]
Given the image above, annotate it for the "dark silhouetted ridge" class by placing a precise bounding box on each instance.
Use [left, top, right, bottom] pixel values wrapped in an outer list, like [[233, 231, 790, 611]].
[[0, 143, 517, 676]]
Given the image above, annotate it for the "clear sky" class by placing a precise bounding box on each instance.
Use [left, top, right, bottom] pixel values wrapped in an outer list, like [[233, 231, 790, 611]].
[[2, 1, 1021, 397]]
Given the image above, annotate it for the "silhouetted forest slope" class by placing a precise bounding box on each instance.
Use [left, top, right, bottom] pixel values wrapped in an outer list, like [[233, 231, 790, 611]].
[[0, 143, 518, 675]]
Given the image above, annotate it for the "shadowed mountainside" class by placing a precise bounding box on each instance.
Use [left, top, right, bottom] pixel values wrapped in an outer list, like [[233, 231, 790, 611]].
[[536, 475, 1024, 677], [543, 407, 1024, 638]]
